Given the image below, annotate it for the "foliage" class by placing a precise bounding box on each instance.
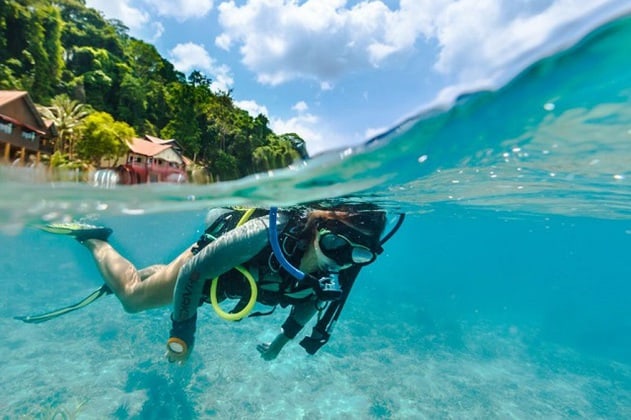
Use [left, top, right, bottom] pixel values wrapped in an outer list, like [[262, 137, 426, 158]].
[[37, 94, 92, 157], [253, 136, 301, 173], [48, 150, 88, 169], [47, 150, 93, 182], [0, 0, 308, 181], [75, 111, 135, 165]]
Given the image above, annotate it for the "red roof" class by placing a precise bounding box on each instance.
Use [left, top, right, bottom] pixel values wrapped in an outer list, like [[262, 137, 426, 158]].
[[145, 134, 175, 145], [0, 90, 28, 106], [127, 137, 171, 157], [0, 90, 48, 135]]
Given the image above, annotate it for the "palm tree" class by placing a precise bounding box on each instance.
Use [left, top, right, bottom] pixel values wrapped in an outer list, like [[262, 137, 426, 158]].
[[37, 94, 91, 158]]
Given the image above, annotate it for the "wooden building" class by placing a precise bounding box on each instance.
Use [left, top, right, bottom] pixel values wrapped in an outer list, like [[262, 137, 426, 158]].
[[115, 135, 187, 184], [0, 90, 55, 166]]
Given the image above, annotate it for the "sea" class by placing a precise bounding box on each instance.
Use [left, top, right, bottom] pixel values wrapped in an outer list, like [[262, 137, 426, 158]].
[[1, 9, 630, 420]]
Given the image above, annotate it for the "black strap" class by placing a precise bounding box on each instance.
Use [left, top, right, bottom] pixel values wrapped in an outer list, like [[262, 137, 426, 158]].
[[380, 213, 405, 246], [191, 210, 238, 255]]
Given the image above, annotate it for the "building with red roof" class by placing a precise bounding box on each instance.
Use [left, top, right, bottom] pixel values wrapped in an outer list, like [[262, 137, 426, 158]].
[[0, 90, 56, 166], [116, 135, 188, 184]]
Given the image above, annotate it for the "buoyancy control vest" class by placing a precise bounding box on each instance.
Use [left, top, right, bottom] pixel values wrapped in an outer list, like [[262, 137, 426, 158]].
[[193, 207, 315, 313], [192, 207, 404, 355]]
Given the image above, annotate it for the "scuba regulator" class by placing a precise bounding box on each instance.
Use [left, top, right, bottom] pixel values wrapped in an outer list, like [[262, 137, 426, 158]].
[[269, 206, 343, 300]]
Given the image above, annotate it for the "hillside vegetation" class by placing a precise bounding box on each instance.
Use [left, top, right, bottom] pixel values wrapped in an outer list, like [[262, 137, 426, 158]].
[[0, 0, 308, 180]]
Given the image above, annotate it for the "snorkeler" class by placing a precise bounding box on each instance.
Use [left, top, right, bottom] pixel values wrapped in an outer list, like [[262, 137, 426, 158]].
[[18, 204, 403, 363]]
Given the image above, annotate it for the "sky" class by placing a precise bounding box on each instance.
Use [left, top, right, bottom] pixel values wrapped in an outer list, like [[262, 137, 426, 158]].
[[84, 0, 628, 155]]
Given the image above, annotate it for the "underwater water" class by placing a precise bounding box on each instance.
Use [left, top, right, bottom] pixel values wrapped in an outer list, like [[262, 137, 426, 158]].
[[2, 10, 631, 420]]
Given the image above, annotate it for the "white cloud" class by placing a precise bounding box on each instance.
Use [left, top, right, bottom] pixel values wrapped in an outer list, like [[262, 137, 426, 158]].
[[85, 0, 151, 33], [215, 33, 232, 50], [270, 113, 325, 154], [235, 100, 269, 117], [169, 43, 234, 92], [320, 81, 334, 91], [216, 0, 434, 86], [209, 65, 234, 92], [149, 21, 165, 42], [292, 101, 308, 113], [233, 100, 334, 154], [148, 0, 214, 21], [431, 0, 616, 82], [216, 0, 624, 87], [87, 0, 214, 37], [170, 43, 213, 73]]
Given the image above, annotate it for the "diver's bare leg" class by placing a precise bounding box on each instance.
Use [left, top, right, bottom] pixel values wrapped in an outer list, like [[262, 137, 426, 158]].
[[82, 239, 193, 313], [138, 264, 167, 280]]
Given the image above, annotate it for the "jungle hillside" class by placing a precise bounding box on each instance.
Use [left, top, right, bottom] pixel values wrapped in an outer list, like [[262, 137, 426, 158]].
[[0, 0, 309, 181]]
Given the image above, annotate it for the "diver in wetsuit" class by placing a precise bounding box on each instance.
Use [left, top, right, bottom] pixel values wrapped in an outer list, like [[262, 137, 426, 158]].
[[19, 204, 403, 363]]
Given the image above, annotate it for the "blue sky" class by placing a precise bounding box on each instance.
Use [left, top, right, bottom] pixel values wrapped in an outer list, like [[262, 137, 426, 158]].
[[84, 0, 628, 155]]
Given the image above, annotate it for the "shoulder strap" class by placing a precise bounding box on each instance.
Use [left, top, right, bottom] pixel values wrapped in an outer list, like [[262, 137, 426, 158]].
[[192, 207, 269, 255]]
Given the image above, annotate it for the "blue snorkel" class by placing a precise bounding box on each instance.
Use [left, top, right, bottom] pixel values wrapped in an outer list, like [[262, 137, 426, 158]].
[[269, 206, 342, 300], [269, 206, 305, 280]]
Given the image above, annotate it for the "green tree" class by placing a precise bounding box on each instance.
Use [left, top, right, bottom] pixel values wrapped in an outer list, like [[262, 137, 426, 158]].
[[116, 71, 146, 130], [162, 82, 202, 157], [31, 4, 64, 102], [0, 1, 32, 92], [161, 71, 214, 159], [279, 132, 309, 159], [75, 111, 135, 166], [0, 0, 310, 179], [212, 150, 239, 181], [252, 136, 301, 172], [58, 0, 124, 56], [37, 94, 92, 158]]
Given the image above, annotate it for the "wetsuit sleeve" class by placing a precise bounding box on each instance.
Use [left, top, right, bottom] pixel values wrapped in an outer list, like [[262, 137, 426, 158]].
[[283, 268, 361, 340], [281, 298, 319, 339], [172, 215, 272, 322]]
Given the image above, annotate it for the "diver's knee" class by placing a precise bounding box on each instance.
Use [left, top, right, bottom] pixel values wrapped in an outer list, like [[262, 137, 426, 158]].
[[120, 296, 146, 313], [121, 301, 142, 313]]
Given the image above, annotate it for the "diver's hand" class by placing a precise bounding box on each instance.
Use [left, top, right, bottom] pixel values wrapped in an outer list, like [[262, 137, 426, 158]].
[[166, 313, 197, 364], [256, 342, 280, 361], [257, 333, 290, 361]]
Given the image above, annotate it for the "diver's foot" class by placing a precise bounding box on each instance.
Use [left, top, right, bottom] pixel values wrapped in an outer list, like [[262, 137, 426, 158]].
[[41, 222, 113, 242], [101, 284, 113, 295]]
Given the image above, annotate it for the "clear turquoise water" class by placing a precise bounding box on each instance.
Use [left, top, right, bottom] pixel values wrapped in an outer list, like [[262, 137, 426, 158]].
[[1, 12, 631, 419]]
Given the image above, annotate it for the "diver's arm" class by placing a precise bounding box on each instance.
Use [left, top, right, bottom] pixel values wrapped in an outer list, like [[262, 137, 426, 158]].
[[166, 215, 273, 363], [297, 266, 363, 355], [257, 297, 319, 360]]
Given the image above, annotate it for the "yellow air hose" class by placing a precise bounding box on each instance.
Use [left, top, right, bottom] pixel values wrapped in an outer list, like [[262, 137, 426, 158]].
[[210, 208, 258, 321]]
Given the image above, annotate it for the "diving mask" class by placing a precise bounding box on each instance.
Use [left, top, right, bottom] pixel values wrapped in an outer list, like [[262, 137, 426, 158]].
[[317, 229, 377, 267]]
